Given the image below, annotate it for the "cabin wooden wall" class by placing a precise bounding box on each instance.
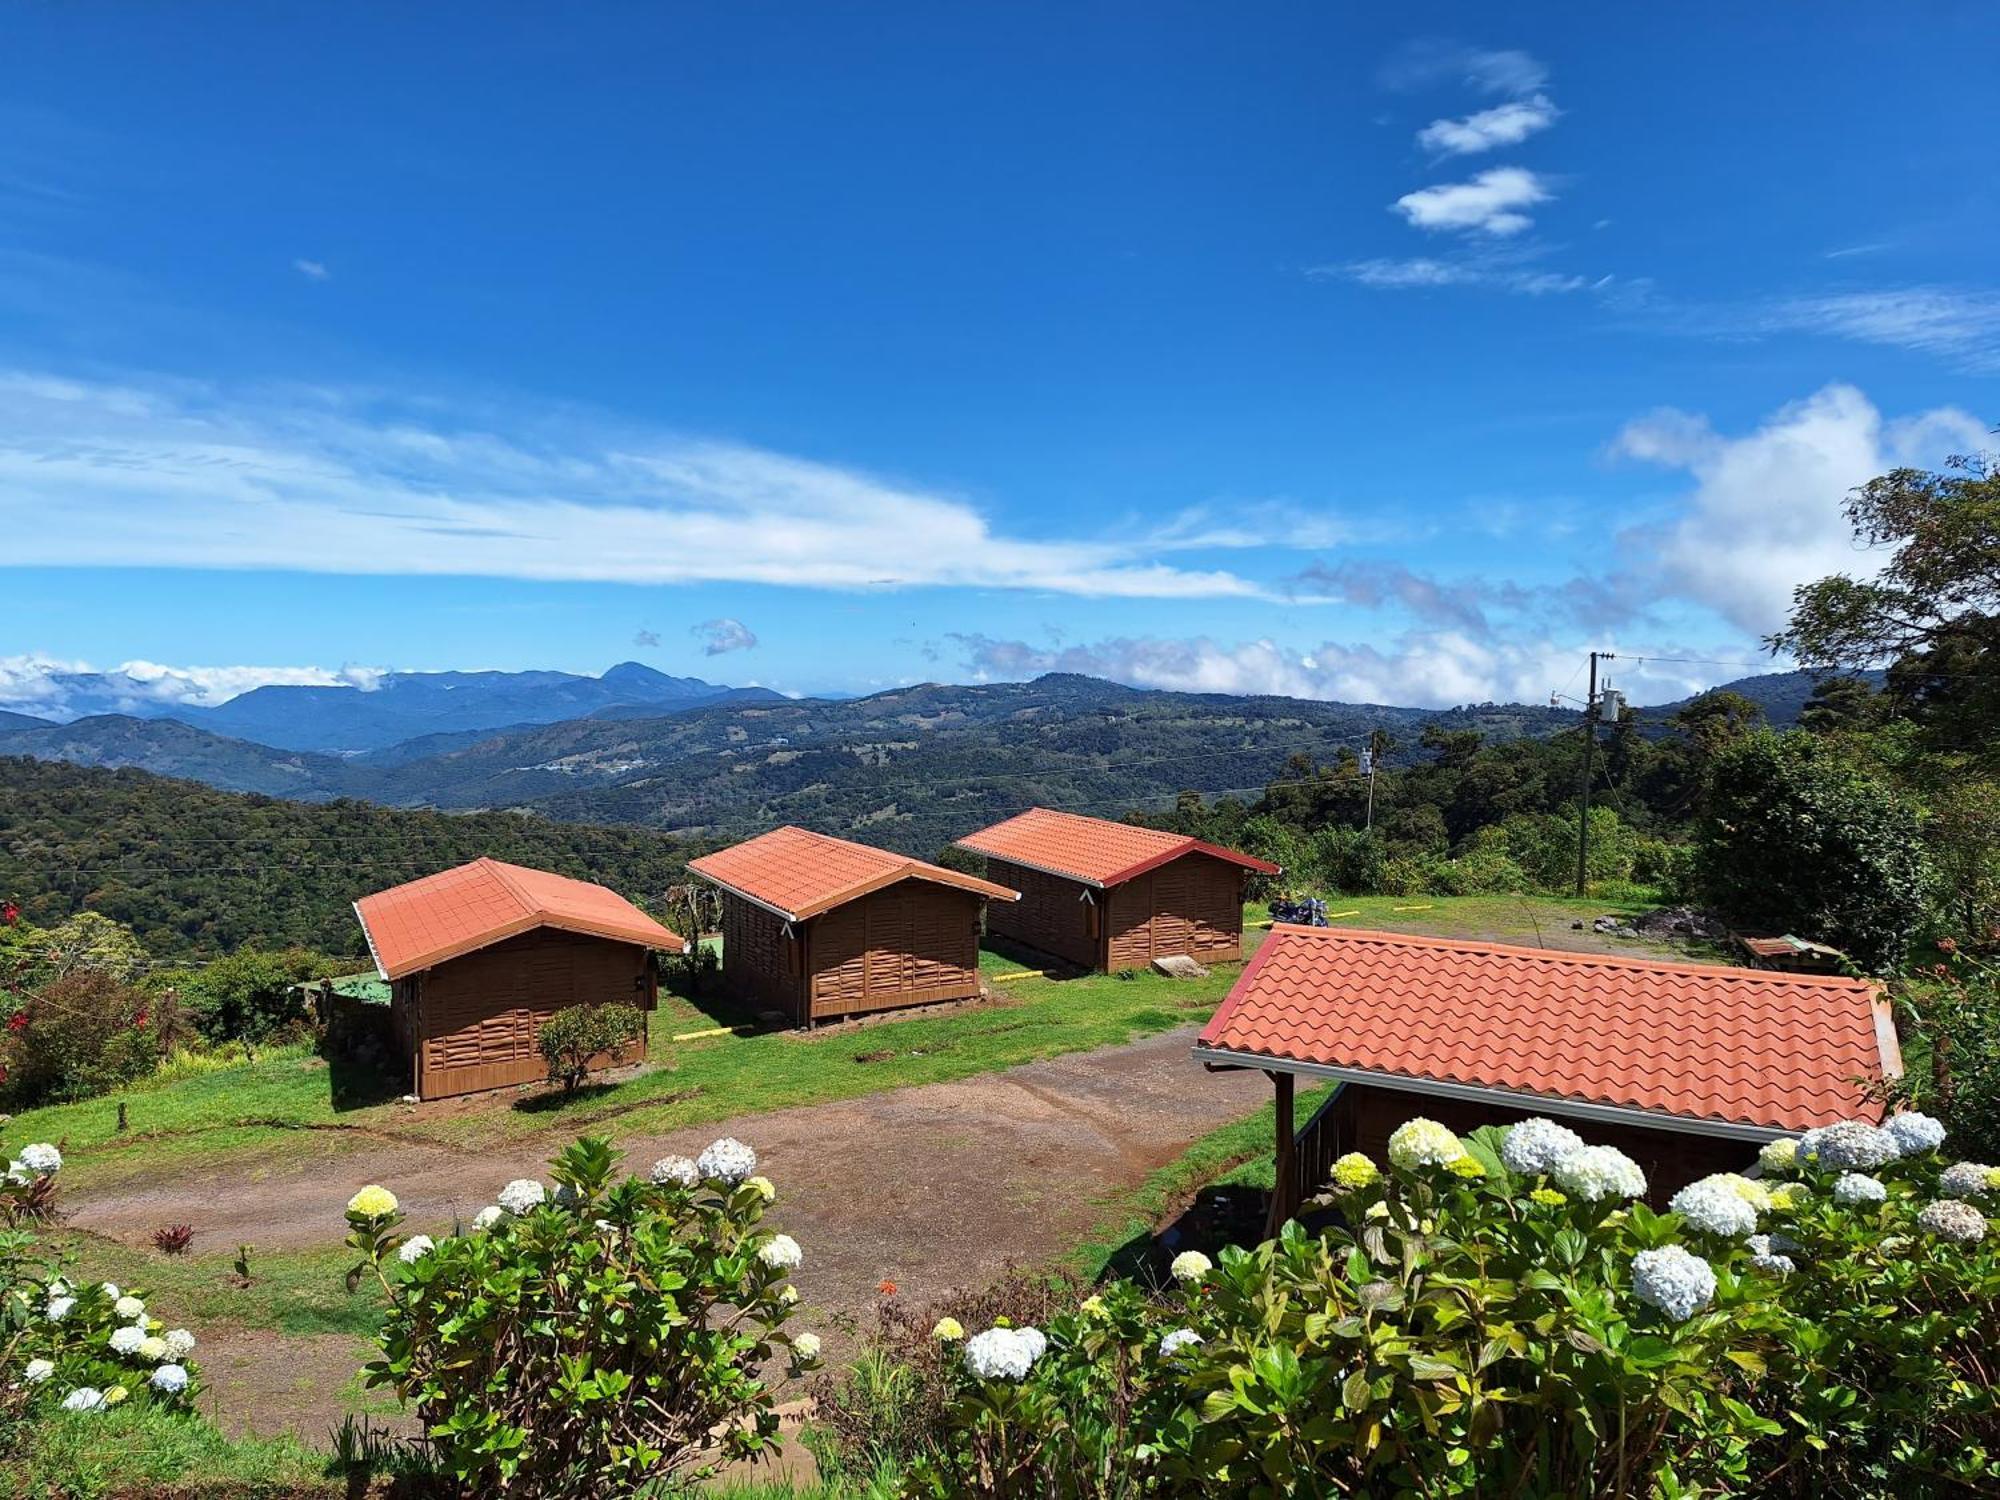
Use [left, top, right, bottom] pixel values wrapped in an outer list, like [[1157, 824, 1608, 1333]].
[[1331, 1083, 1755, 1206], [719, 894, 804, 1022], [981, 859, 1101, 968], [806, 882, 983, 1022], [400, 929, 653, 1100], [1104, 852, 1245, 969]]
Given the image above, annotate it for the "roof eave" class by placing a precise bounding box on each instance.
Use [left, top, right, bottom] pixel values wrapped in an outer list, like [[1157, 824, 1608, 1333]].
[[1191, 1043, 1799, 1143], [952, 841, 1106, 889]]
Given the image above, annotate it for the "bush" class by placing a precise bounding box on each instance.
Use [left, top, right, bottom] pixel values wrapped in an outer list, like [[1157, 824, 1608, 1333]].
[[344, 1134, 819, 1496], [536, 1002, 646, 1094], [1302, 827, 1385, 896], [901, 1113, 2000, 1498], [175, 947, 340, 1044], [0, 969, 162, 1107], [1896, 953, 2000, 1161], [1695, 731, 1933, 972]]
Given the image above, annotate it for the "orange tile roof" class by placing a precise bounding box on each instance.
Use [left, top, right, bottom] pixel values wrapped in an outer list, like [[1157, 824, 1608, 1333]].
[[1195, 926, 1898, 1135], [687, 825, 1020, 922], [953, 807, 1280, 888], [354, 858, 688, 980]]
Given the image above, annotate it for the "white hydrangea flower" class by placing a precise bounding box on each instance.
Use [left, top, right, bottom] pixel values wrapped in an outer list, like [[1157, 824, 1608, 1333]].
[[1630, 1245, 1717, 1321], [1833, 1173, 1888, 1205], [21, 1359, 52, 1384], [44, 1296, 74, 1322], [472, 1205, 504, 1231], [162, 1329, 196, 1359], [1747, 1232, 1801, 1257], [3, 1162, 25, 1186], [61, 1387, 105, 1412], [150, 1364, 189, 1394], [397, 1235, 435, 1264], [108, 1326, 146, 1357], [1883, 1111, 1946, 1157], [1748, 1250, 1796, 1276], [1800, 1121, 1898, 1171], [137, 1336, 167, 1362], [1169, 1250, 1212, 1283], [1757, 1138, 1799, 1174], [99, 1284, 119, 1300], [791, 1332, 821, 1362], [649, 1155, 700, 1188], [1918, 1199, 1987, 1245], [757, 1234, 803, 1271], [1501, 1118, 1586, 1176], [745, 1176, 778, 1204], [697, 1137, 758, 1185], [1552, 1146, 1648, 1203], [1158, 1327, 1203, 1358], [1387, 1118, 1465, 1171], [1015, 1326, 1047, 1361], [963, 1327, 1039, 1381], [113, 1296, 144, 1322], [778, 1284, 800, 1306], [497, 1179, 546, 1215], [18, 1143, 61, 1176], [1940, 1162, 1997, 1198], [1668, 1177, 1760, 1237]]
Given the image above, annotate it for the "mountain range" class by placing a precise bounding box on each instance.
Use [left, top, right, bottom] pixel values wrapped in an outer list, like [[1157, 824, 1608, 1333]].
[[0, 663, 1851, 857]]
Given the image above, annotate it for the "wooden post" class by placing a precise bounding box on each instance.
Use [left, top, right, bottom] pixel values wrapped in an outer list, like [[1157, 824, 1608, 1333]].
[[1267, 1069, 1297, 1238]]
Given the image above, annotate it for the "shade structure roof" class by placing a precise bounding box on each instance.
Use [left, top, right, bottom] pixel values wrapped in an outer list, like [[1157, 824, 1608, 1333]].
[[1195, 925, 1899, 1137], [354, 857, 689, 980], [953, 807, 1280, 889], [687, 825, 1020, 923]]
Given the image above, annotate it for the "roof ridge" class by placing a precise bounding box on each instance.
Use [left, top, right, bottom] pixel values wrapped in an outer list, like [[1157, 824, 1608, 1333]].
[[477, 857, 545, 920]]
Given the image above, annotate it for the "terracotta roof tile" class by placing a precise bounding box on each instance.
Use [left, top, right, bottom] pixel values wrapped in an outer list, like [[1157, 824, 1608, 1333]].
[[687, 826, 1019, 922], [1195, 926, 1897, 1133], [954, 807, 1280, 888], [354, 858, 687, 980]]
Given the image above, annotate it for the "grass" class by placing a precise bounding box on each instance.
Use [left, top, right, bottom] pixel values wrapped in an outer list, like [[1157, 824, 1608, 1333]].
[[1248, 891, 1671, 945], [51, 1236, 386, 1340], [0, 1405, 333, 1499]]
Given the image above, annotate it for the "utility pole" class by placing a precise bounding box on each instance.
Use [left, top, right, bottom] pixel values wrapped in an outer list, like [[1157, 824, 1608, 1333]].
[[1574, 651, 1614, 895], [1361, 742, 1377, 831]]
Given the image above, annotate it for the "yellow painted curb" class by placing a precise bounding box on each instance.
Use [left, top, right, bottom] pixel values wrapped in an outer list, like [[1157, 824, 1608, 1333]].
[[1326, 909, 1361, 919], [671, 1024, 752, 1042], [1392, 903, 1435, 912], [989, 969, 1057, 985]]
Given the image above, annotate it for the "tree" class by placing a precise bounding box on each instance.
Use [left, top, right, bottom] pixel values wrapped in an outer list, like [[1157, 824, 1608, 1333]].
[[1770, 448, 2000, 759], [1798, 675, 1883, 736], [1693, 732, 1933, 973], [536, 1003, 645, 1094]]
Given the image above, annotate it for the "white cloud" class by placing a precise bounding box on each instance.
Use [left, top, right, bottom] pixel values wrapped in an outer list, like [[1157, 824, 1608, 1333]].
[[0, 654, 385, 720], [1382, 44, 1549, 99], [692, 617, 758, 655], [1393, 167, 1551, 237], [292, 258, 329, 280], [0, 368, 1266, 600], [1330, 256, 1588, 295], [948, 631, 1722, 711], [1765, 287, 2000, 373], [1417, 95, 1558, 157], [1613, 383, 1987, 636]]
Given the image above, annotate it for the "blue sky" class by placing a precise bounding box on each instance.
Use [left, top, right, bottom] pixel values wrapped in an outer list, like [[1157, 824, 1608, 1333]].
[[2, 2, 1996, 713]]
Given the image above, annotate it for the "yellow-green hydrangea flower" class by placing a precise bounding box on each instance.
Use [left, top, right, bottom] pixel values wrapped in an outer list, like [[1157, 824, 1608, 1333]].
[[1766, 1182, 1807, 1212], [932, 1316, 966, 1341], [1758, 1138, 1799, 1175], [1387, 1118, 1465, 1171], [744, 1176, 777, 1203], [1078, 1295, 1107, 1320], [1987, 1166, 2000, 1193], [346, 1185, 399, 1219], [1713, 1173, 1772, 1211], [1447, 1154, 1486, 1179], [103, 1385, 128, 1407], [1331, 1153, 1380, 1189], [1530, 1187, 1568, 1207]]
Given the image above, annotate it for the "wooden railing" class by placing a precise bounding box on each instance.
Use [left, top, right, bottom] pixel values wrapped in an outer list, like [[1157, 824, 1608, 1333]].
[[1291, 1085, 1346, 1204]]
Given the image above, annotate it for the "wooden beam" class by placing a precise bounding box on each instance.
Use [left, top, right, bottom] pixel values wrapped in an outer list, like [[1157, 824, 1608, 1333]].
[[1267, 1068, 1297, 1238]]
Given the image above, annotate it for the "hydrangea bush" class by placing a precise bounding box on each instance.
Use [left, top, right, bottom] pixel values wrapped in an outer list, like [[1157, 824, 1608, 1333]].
[[0, 1146, 201, 1420], [897, 1112, 2000, 1499], [343, 1135, 818, 1497]]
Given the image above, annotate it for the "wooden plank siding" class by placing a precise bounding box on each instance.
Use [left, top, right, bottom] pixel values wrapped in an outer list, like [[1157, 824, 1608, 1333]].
[[984, 850, 1246, 972], [401, 928, 654, 1100], [806, 881, 984, 1022], [720, 893, 806, 1023]]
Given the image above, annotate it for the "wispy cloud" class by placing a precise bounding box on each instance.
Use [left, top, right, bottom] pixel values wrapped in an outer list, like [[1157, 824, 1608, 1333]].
[[1326, 256, 1592, 295], [0, 367, 1270, 600], [631, 628, 661, 648], [0, 654, 385, 720], [692, 617, 758, 655], [1381, 43, 1549, 99], [1417, 95, 1558, 157], [1762, 287, 2000, 372], [1393, 167, 1552, 237], [292, 258, 329, 280]]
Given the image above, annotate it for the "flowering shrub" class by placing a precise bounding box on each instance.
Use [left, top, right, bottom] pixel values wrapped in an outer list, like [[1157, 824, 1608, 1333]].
[[0, 1150, 201, 1419], [344, 1134, 818, 1497], [534, 1002, 645, 1094], [897, 1112, 2000, 1498]]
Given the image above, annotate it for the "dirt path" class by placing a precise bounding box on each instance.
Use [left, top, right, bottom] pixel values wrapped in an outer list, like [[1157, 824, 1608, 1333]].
[[74, 1027, 1267, 1439]]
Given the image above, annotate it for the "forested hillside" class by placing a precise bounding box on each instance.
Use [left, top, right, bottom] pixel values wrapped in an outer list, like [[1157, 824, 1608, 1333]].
[[0, 758, 690, 956]]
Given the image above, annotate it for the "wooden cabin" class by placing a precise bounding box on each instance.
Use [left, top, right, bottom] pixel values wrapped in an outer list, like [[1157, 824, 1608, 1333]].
[[1193, 925, 1901, 1233], [954, 808, 1279, 972], [353, 857, 688, 1100], [688, 826, 1019, 1028]]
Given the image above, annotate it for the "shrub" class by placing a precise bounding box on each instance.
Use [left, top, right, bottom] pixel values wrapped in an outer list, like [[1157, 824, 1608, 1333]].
[[902, 1113, 2000, 1498], [0, 969, 161, 1107], [177, 947, 340, 1045], [344, 1135, 818, 1496], [536, 1002, 645, 1094], [151, 1225, 194, 1257]]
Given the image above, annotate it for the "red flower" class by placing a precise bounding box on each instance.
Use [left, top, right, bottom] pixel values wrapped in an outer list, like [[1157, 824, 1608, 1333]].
[[132, 1009, 149, 1030], [1938, 937, 1959, 956], [6, 1013, 26, 1033], [878, 1279, 898, 1297], [1, 902, 17, 926]]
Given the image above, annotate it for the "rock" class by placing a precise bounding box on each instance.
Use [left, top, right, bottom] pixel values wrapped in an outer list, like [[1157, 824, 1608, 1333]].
[[1152, 955, 1210, 980]]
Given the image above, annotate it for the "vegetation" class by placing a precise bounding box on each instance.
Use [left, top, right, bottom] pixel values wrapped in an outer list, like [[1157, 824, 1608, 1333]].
[[344, 1135, 817, 1495], [537, 1001, 646, 1094]]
